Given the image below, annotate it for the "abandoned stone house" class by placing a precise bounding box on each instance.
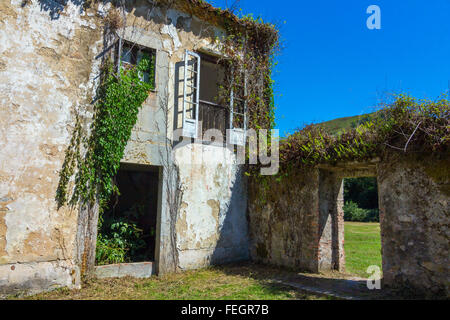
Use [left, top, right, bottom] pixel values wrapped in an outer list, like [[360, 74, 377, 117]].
[[0, 0, 255, 294], [0, 0, 449, 298]]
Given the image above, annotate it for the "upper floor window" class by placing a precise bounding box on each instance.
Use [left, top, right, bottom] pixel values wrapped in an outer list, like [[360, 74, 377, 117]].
[[198, 53, 228, 139], [117, 40, 156, 90], [181, 50, 247, 145]]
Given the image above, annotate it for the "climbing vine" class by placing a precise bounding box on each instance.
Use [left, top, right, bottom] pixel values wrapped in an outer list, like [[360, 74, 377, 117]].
[[219, 14, 279, 132], [56, 56, 153, 211]]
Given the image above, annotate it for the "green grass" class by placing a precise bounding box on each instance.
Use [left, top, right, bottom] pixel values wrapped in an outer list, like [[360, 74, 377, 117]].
[[16, 264, 325, 300], [344, 222, 382, 278]]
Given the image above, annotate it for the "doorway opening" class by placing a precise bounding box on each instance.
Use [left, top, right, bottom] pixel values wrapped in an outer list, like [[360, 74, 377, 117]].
[[96, 164, 160, 266], [343, 177, 382, 278]]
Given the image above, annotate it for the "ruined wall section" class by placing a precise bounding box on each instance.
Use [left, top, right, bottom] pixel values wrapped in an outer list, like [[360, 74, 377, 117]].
[[117, 4, 249, 272], [318, 170, 345, 272], [378, 156, 449, 297], [248, 169, 321, 272], [0, 1, 104, 293], [0, 0, 250, 293], [248, 156, 448, 297], [174, 145, 249, 270]]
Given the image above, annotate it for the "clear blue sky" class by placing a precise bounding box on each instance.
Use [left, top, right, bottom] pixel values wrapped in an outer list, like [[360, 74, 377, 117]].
[[209, 0, 450, 136]]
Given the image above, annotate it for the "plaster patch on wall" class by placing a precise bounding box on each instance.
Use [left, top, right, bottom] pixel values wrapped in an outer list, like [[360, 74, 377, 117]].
[[0, 1, 102, 268], [174, 144, 249, 269], [160, 9, 191, 54]]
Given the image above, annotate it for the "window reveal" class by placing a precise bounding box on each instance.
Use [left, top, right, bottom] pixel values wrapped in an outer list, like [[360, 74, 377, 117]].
[[117, 40, 156, 89]]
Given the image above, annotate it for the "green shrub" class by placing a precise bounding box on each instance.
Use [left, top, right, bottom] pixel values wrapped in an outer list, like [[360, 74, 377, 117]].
[[96, 217, 146, 265], [344, 201, 379, 222], [95, 234, 127, 266], [344, 177, 378, 209]]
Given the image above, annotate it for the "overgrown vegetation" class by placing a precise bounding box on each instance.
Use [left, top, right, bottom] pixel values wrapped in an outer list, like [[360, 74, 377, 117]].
[[219, 14, 279, 132], [280, 94, 449, 171], [55, 1, 280, 270], [96, 213, 147, 265], [56, 57, 153, 210], [56, 56, 154, 268]]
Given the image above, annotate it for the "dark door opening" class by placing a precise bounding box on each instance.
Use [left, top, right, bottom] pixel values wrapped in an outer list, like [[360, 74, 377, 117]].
[[343, 177, 382, 278], [96, 164, 159, 266]]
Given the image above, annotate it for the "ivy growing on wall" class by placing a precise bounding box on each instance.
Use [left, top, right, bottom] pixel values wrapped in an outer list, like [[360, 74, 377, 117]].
[[56, 56, 153, 211], [219, 15, 279, 132]]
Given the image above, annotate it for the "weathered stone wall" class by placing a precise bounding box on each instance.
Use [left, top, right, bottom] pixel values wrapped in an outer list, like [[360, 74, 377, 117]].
[[175, 145, 249, 270], [318, 170, 345, 272], [0, 1, 103, 294], [248, 169, 320, 272], [0, 0, 250, 294], [378, 156, 449, 297], [248, 157, 449, 297]]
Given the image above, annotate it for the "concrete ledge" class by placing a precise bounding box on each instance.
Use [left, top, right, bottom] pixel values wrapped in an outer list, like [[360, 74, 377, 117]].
[[0, 260, 80, 296], [94, 262, 154, 279]]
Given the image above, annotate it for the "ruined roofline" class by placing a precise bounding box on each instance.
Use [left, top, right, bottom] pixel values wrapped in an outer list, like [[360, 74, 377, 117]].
[[149, 0, 279, 43]]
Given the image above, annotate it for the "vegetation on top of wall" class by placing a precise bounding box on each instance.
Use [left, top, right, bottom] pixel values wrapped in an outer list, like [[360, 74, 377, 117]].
[[279, 94, 450, 172]]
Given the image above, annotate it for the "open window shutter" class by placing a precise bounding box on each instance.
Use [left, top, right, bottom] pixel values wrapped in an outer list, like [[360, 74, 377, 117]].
[[117, 37, 123, 74], [182, 50, 201, 138], [230, 67, 247, 146]]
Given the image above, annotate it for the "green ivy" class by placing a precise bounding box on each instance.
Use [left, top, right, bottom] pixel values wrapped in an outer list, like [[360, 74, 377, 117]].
[[57, 56, 152, 211]]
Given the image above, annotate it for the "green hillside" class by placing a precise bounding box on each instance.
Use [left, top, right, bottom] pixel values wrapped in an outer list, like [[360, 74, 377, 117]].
[[317, 113, 376, 135]]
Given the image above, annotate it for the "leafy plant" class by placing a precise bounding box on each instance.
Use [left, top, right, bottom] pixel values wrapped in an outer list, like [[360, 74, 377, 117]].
[[96, 216, 147, 265], [344, 201, 379, 222], [95, 234, 127, 266]]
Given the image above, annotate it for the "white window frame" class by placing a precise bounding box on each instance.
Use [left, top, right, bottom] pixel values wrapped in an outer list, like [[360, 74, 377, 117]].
[[182, 50, 201, 138], [229, 67, 248, 146]]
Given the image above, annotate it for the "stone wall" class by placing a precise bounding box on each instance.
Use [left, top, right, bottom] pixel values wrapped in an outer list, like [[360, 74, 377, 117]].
[[248, 169, 320, 272], [378, 156, 449, 297], [0, 0, 103, 294], [248, 157, 449, 297], [0, 0, 250, 295]]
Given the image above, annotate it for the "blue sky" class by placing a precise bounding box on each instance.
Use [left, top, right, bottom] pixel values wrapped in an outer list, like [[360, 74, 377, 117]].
[[209, 0, 450, 136]]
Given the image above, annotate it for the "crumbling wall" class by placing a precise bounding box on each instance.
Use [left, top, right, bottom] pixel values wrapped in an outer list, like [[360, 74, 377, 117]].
[[1, 0, 250, 294], [248, 169, 320, 272], [378, 156, 449, 297], [116, 2, 249, 272], [0, 1, 103, 294], [249, 157, 449, 297], [174, 145, 249, 270]]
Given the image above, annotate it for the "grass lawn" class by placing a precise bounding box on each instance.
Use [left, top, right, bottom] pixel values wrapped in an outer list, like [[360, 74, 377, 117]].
[[344, 222, 382, 278], [14, 264, 326, 300]]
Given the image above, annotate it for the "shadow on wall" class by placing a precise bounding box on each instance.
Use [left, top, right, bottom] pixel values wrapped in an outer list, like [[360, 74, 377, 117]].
[[209, 165, 250, 266], [37, 0, 85, 20]]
